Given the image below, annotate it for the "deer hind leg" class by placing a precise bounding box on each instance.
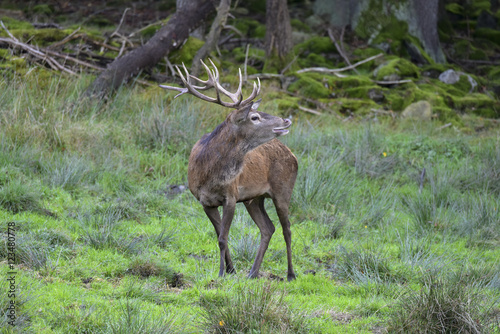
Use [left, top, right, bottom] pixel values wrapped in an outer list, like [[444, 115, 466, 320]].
[[203, 206, 236, 275], [272, 198, 296, 281], [244, 197, 275, 279]]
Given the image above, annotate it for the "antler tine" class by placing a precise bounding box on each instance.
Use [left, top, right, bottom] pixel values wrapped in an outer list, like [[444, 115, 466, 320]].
[[206, 58, 243, 106], [240, 77, 261, 106]]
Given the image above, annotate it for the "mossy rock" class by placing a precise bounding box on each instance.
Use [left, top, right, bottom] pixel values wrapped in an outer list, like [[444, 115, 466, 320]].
[[343, 86, 383, 100], [433, 106, 463, 126], [294, 36, 336, 55], [297, 53, 334, 69], [373, 58, 420, 80], [326, 75, 374, 89], [168, 37, 205, 67], [452, 94, 500, 118], [288, 73, 331, 99]]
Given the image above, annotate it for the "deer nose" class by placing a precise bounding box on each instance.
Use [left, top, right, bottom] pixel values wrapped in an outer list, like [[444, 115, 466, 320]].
[[283, 118, 292, 125]]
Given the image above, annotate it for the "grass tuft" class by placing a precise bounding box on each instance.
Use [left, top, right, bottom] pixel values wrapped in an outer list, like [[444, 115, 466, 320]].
[[0, 179, 41, 213], [387, 271, 498, 333], [105, 299, 183, 334], [198, 282, 313, 333]]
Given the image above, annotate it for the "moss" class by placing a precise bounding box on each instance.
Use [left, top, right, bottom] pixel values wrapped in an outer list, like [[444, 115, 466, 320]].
[[140, 24, 161, 39], [488, 67, 500, 80], [384, 90, 407, 111], [331, 98, 379, 115], [303, 53, 331, 68], [31, 4, 54, 15], [291, 18, 311, 33], [288, 73, 331, 99], [254, 25, 266, 39], [473, 28, 500, 46], [273, 97, 300, 112], [232, 46, 265, 63], [374, 58, 420, 80], [168, 37, 205, 67], [1, 28, 73, 46], [343, 86, 382, 99], [86, 16, 114, 28], [0, 16, 33, 30], [445, 3, 464, 15], [294, 36, 336, 55], [453, 94, 500, 118], [232, 18, 266, 38], [0, 48, 10, 60], [433, 106, 463, 126]]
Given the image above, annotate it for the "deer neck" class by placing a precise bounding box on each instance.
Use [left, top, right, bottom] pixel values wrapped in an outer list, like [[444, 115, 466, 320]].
[[194, 121, 256, 184]]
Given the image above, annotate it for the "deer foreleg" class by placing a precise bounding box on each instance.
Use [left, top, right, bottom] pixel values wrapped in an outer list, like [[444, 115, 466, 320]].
[[203, 206, 236, 274], [218, 198, 236, 277], [244, 197, 275, 279]]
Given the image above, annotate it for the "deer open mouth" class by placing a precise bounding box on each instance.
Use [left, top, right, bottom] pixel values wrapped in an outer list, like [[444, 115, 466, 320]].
[[273, 120, 292, 135]]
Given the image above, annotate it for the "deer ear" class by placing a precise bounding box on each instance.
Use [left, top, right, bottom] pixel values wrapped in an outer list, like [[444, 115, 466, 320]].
[[251, 99, 262, 111], [232, 103, 253, 123]]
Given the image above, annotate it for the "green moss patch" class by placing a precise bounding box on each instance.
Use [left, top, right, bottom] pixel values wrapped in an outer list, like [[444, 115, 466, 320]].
[[294, 36, 336, 55], [373, 58, 420, 80], [288, 73, 331, 99], [231, 18, 266, 38], [168, 36, 205, 67], [473, 28, 500, 47], [330, 97, 379, 115]]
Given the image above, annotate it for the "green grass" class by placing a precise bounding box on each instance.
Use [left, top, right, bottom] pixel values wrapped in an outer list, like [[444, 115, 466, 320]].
[[0, 72, 499, 333]]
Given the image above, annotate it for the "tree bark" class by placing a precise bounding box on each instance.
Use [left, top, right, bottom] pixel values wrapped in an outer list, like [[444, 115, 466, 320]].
[[264, 0, 292, 60], [85, 0, 216, 97], [191, 0, 231, 76]]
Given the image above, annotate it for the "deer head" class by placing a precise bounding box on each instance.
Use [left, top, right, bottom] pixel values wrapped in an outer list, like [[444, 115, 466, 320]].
[[160, 59, 291, 149]]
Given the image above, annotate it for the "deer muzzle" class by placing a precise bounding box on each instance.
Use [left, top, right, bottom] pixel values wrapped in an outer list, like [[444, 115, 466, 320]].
[[272, 119, 292, 135]]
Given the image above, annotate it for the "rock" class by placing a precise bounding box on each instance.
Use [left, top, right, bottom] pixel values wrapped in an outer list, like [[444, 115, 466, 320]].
[[401, 101, 432, 120], [368, 88, 384, 103], [383, 74, 402, 82], [439, 69, 460, 84], [477, 10, 498, 30], [404, 40, 429, 64]]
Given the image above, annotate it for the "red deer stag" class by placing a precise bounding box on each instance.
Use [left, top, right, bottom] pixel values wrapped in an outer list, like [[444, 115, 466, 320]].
[[160, 60, 298, 281]]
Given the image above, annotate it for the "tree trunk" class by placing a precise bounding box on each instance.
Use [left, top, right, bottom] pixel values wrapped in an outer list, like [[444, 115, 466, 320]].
[[191, 0, 231, 76], [85, 0, 216, 97], [264, 0, 293, 62], [314, 0, 446, 64]]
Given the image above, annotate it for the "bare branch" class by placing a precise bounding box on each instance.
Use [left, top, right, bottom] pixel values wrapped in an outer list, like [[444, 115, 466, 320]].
[[297, 53, 384, 74], [298, 105, 322, 115]]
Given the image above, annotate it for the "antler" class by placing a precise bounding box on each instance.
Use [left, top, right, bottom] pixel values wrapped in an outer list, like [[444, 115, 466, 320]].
[[160, 59, 261, 108]]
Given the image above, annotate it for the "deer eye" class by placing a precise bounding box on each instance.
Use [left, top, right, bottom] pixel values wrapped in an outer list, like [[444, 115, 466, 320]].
[[250, 115, 260, 121]]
